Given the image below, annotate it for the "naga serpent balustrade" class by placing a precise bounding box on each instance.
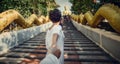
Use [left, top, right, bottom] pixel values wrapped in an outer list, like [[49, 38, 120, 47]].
[[71, 4, 120, 33], [0, 10, 49, 32]]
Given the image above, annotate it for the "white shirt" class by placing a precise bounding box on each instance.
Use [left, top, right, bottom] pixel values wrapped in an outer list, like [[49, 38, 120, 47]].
[[45, 25, 65, 64], [40, 54, 59, 64]]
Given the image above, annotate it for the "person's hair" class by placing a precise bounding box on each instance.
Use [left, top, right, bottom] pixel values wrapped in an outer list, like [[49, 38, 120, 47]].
[[49, 9, 61, 23]]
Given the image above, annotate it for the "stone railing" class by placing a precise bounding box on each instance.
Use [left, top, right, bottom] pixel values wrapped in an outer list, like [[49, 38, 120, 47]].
[[0, 10, 49, 32], [71, 4, 120, 33], [0, 22, 52, 55]]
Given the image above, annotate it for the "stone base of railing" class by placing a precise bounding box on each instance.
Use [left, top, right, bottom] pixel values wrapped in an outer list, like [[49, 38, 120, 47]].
[[72, 20, 120, 62], [0, 22, 52, 55]]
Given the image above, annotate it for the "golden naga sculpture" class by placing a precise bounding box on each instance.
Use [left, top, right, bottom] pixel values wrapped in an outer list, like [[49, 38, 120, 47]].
[[0, 10, 49, 32], [71, 4, 120, 33]]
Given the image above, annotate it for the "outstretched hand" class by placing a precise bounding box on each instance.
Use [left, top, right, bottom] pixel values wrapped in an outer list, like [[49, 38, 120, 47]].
[[53, 48, 61, 59], [48, 47, 61, 59]]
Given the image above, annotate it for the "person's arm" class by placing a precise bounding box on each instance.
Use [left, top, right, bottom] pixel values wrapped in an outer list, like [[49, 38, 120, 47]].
[[49, 33, 61, 58], [51, 33, 58, 48]]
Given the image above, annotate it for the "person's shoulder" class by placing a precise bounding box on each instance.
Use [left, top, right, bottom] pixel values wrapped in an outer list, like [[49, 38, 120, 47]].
[[55, 25, 62, 30]]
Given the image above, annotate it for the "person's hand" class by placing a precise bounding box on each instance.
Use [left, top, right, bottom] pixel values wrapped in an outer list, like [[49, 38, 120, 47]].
[[53, 48, 61, 59], [49, 47, 61, 59]]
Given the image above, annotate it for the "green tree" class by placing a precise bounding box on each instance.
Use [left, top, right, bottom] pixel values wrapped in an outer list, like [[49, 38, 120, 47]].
[[0, 0, 33, 17], [69, 0, 120, 14], [70, 0, 94, 14], [0, 0, 58, 17]]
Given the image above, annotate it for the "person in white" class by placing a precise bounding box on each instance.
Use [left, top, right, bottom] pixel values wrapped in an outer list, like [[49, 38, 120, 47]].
[[40, 9, 64, 64]]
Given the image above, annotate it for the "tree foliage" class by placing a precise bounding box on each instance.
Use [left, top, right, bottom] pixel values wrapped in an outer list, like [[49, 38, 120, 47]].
[[0, 0, 47, 17], [69, 0, 94, 14], [69, 0, 120, 14]]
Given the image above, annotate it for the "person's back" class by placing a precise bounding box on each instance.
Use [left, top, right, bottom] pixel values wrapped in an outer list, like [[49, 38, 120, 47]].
[[40, 9, 64, 64]]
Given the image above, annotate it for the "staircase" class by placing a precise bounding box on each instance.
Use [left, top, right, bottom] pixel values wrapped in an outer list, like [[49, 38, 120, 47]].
[[0, 21, 119, 64]]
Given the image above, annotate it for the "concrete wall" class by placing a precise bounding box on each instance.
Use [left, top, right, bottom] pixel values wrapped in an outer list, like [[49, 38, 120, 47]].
[[0, 22, 52, 54], [72, 20, 120, 61]]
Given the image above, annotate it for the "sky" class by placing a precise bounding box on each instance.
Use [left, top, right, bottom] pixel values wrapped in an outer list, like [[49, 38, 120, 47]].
[[55, 0, 72, 12]]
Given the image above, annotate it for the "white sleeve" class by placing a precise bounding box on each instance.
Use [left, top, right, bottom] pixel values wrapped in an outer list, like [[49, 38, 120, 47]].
[[52, 26, 61, 35]]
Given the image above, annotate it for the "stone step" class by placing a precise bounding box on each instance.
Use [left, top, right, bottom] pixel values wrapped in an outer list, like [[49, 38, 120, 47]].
[[65, 58, 118, 63], [0, 21, 119, 64]]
